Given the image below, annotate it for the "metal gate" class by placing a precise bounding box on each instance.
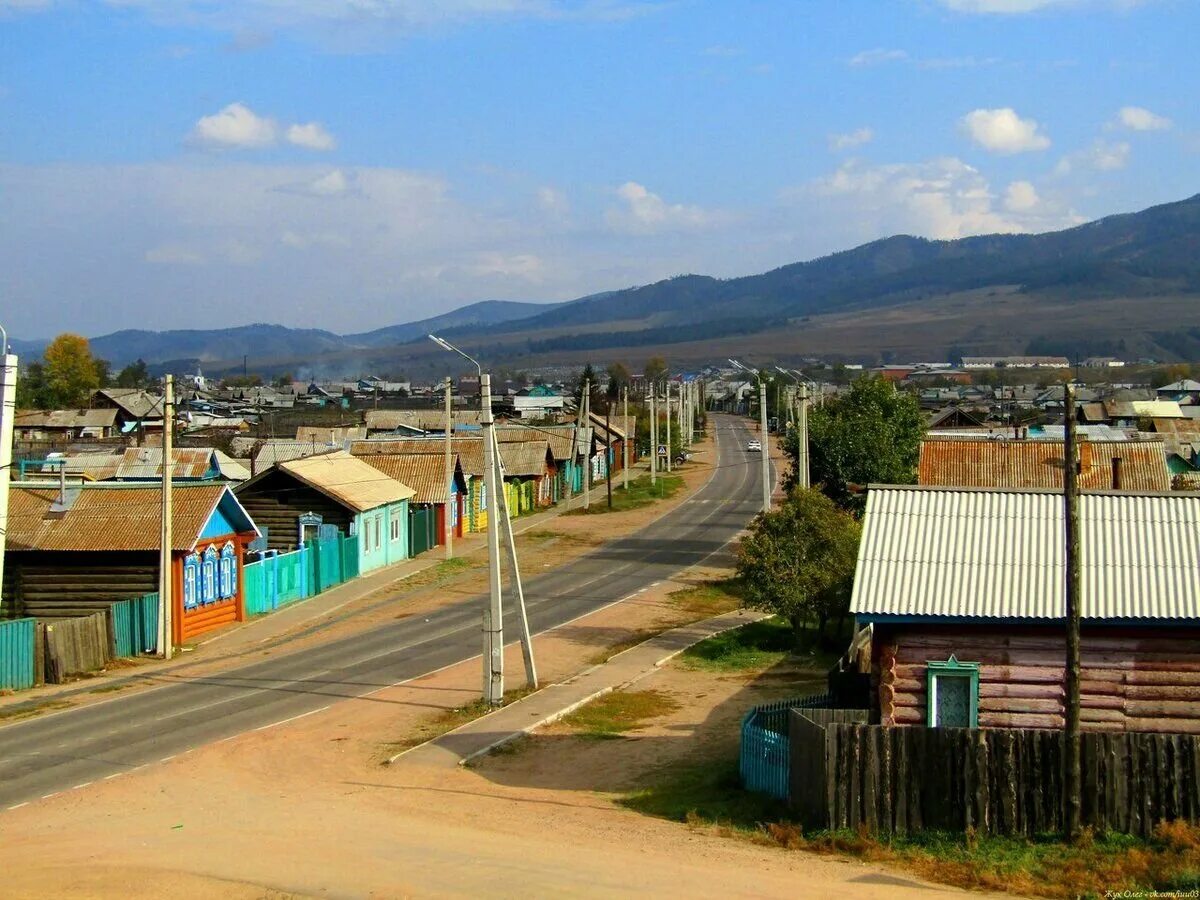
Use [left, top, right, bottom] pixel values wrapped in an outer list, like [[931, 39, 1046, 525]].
[[408, 505, 436, 557]]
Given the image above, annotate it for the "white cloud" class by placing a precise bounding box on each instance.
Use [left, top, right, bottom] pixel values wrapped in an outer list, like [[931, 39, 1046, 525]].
[[286, 121, 336, 151], [801, 157, 1082, 241], [848, 48, 908, 67], [1114, 105, 1172, 131], [1055, 139, 1130, 174], [536, 186, 569, 216], [1004, 180, 1040, 212], [605, 182, 714, 234], [936, 0, 1148, 13], [828, 127, 874, 152], [961, 107, 1051, 154], [189, 102, 278, 149]]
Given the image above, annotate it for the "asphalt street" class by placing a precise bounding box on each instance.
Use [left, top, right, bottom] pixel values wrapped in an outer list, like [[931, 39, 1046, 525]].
[[0, 414, 771, 810]]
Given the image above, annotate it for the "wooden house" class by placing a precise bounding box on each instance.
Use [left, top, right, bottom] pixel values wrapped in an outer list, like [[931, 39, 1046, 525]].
[[2, 481, 260, 644], [495, 439, 556, 513], [350, 438, 488, 533], [354, 451, 467, 556], [13, 409, 118, 441], [234, 450, 415, 573], [91, 388, 165, 435], [851, 485, 1200, 734]]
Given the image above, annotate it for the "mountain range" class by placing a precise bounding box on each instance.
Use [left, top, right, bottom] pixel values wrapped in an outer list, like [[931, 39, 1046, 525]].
[[14, 193, 1200, 374]]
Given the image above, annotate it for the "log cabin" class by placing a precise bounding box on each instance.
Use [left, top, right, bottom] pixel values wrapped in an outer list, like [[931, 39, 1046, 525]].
[[234, 450, 415, 573], [2, 481, 260, 644], [851, 485, 1200, 734]]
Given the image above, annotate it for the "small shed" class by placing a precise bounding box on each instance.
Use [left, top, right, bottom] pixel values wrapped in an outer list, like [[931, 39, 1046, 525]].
[[852, 485, 1200, 733], [3, 481, 260, 644], [234, 450, 415, 574]]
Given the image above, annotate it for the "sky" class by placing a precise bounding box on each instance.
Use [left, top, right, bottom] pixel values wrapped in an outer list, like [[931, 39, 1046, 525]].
[[1, 0, 1196, 339]]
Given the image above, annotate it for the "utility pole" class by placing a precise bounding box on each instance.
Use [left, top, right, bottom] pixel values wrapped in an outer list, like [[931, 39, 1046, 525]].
[[759, 378, 770, 513], [443, 376, 454, 560], [605, 402, 613, 509], [582, 378, 591, 511], [1063, 382, 1082, 840], [649, 386, 657, 486], [480, 372, 504, 705], [665, 381, 672, 473], [622, 386, 630, 492], [798, 382, 810, 489], [158, 375, 174, 659], [0, 334, 16, 613], [488, 428, 538, 689]]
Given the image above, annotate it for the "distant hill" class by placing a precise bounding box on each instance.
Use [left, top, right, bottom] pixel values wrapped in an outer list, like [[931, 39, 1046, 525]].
[[13, 193, 1200, 372]]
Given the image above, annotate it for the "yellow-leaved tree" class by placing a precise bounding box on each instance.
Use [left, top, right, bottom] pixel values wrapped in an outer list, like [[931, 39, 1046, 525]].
[[43, 333, 100, 408]]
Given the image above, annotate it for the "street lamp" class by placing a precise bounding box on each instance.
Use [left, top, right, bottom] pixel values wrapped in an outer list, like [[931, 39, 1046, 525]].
[[775, 367, 811, 489], [730, 359, 770, 513]]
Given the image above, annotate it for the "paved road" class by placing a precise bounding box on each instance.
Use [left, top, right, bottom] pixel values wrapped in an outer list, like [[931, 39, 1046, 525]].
[[0, 414, 770, 809]]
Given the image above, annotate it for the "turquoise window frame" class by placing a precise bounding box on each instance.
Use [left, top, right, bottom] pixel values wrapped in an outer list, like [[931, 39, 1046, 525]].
[[926, 655, 980, 728], [219, 542, 237, 599], [183, 554, 200, 610]]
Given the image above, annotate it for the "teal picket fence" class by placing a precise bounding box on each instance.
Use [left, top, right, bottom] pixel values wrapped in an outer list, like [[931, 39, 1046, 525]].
[[243, 534, 360, 618], [111, 593, 160, 657], [739, 693, 832, 800], [0, 618, 37, 691]]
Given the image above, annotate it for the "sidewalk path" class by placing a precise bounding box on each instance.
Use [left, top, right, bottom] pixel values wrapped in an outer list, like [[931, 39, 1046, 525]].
[[390, 608, 767, 768]]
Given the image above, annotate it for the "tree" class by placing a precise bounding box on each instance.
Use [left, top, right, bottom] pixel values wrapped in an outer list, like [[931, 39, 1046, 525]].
[[95, 358, 112, 389], [736, 487, 861, 642], [574, 363, 599, 409], [43, 333, 100, 407], [15, 361, 52, 409], [606, 361, 632, 400], [785, 375, 923, 512], [643, 356, 668, 390], [116, 358, 151, 389]]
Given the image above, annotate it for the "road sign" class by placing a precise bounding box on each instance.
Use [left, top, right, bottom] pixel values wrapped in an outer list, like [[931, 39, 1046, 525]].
[[657, 444, 667, 456]]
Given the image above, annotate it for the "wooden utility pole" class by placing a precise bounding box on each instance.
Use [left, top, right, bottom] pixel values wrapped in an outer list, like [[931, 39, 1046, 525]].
[[649, 386, 657, 486], [1063, 382, 1082, 840], [158, 375, 174, 659], [605, 403, 613, 509], [665, 381, 672, 473], [443, 376, 453, 560], [622, 386, 630, 492]]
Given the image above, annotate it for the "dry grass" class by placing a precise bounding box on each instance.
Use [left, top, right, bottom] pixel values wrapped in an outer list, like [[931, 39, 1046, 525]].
[[558, 689, 680, 739], [0, 698, 73, 722], [667, 578, 744, 619]]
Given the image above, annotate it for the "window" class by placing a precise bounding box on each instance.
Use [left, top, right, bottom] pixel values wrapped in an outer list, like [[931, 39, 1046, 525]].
[[374, 514, 382, 549], [183, 554, 200, 610], [219, 543, 237, 599], [390, 515, 400, 542], [201, 546, 218, 605], [926, 656, 980, 728]]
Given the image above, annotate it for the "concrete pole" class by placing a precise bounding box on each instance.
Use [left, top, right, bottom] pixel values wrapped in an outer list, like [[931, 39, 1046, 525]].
[[158, 375, 174, 659], [582, 379, 591, 511], [798, 382, 810, 489], [0, 351, 17, 611], [649, 387, 657, 486], [480, 373, 504, 705], [489, 427, 537, 689], [443, 376, 454, 560], [622, 386, 630, 492], [759, 379, 770, 513], [1063, 382, 1082, 840], [665, 381, 672, 473]]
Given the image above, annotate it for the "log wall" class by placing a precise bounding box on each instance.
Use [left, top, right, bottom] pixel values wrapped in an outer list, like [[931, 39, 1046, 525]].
[[5, 551, 158, 621], [876, 625, 1200, 734], [234, 471, 353, 552]]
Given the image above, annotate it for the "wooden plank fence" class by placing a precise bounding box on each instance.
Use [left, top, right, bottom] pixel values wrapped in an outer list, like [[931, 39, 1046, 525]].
[[43, 612, 111, 684], [789, 715, 1200, 837]]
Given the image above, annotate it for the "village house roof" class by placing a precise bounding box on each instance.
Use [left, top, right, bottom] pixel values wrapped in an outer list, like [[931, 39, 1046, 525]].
[[364, 409, 487, 432], [351, 437, 489, 477], [13, 409, 118, 430], [851, 485, 1200, 622], [918, 435, 1171, 492], [251, 440, 338, 475], [93, 388, 164, 421], [495, 440, 553, 478], [1158, 380, 1200, 393], [358, 454, 461, 504], [276, 450, 415, 512], [1131, 400, 1185, 419], [496, 424, 576, 460], [5, 482, 257, 553]]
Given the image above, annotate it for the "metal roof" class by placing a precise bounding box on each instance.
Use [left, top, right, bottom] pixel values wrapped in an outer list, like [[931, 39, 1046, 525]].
[[14, 409, 117, 429], [251, 440, 338, 475], [851, 485, 1200, 621], [280, 450, 414, 511], [116, 447, 215, 480], [1131, 400, 1184, 419], [358, 454, 455, 504], [495, 441, 552, 477], [918, 435, 1171, 492], [94, 389, 165, 420], [364, 410, 485, 432], [5, 483, 250, 552], [496, 424, 575, 460]]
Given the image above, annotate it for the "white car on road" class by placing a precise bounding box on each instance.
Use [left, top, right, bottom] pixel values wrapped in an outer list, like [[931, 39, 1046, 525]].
[[747, 439, 762, 452]]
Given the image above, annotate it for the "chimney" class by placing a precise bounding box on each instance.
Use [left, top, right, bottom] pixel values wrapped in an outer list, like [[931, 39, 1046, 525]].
[[1111, 456, 1122, 491]]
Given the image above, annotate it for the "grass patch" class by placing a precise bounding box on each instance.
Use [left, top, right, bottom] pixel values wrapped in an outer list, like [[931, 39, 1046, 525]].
[[566, 474, 684, 515], [668, 578, 744, 619], [380, 685, 535, 758], [586, 628, 663, 666], [679, 617, 795, 672], [0, 698, 73, 722], [623, 752, 1200, 898], [559, 689, 680, 739]]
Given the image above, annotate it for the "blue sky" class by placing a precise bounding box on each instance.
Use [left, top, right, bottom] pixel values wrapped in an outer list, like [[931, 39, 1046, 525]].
[[1, 0, 1195, 338]]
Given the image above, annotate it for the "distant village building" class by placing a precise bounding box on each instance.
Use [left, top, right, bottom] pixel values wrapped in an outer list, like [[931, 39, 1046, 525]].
[[961, 356, 1071, 369], [13, 409, 118, 441]]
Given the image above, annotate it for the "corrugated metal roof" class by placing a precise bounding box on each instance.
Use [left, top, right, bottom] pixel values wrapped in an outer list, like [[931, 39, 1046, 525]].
[[918, 436, 1171, 492], [350, 437, 489, 477], [496, 424, 576, 460], [280, 450, 414, 511], [851, 485, 1200, 621], [5, 483, 235, 552], [364, 410, 485, 432], [14, 409, 117, 429], [212, 451, 251, 481], [252, 440, 338, 474], [117, 447, 214, 480], [1132, 400, 1184, 418], [495, 441, 551, 477], [359, 454, 452, 504], [95, 389, 164, 420]]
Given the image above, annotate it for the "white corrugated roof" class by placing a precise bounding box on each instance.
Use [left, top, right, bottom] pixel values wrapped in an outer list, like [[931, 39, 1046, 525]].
[[281, 450, 415, 511], [851, 485, 1200, 621]]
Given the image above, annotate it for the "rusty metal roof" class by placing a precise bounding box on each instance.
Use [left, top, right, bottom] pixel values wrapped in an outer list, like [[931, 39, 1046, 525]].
[[14, 409, 117, 429], [852, 485, 1200, 621], [496, 424, 575, 460], [117, 447, 214, 479], [496, 441, 552, 477], [359, 454, 454, 504], [5, 482, 246, 552], [918, 435, 1171, 492], [280, 450, 414, 511], [364, 410, 485, 432]]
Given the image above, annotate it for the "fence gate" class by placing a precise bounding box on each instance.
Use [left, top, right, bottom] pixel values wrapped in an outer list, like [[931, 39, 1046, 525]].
[[0, 618, 37, 691], [408, 505, 435, 557], [110, 594, 160, 657]]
